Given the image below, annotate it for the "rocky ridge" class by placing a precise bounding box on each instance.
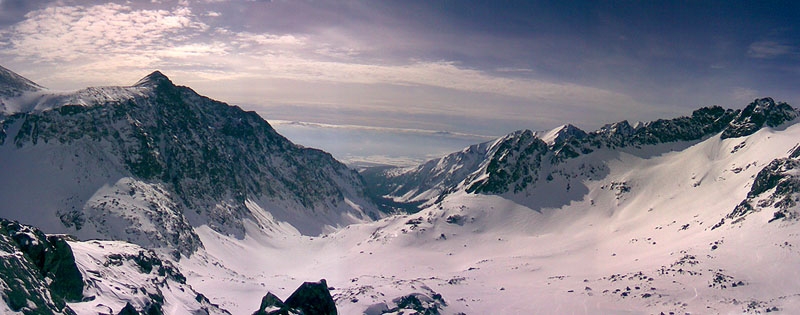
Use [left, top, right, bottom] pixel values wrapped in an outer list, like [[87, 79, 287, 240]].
[[0, 219, 80, 315], [369, 98, 799, 212]]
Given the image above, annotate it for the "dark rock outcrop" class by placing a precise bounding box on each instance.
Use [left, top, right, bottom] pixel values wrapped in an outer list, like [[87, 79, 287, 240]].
[[285, 279, 337, 315], [728, 148, 800, 223], [253, 292, 289, 315], [379, 292, 447, 315], [0, 218, 78, 315], [253, 279, 337, 315], [4, 221, 85, 303], [117, 302, 139, 315]]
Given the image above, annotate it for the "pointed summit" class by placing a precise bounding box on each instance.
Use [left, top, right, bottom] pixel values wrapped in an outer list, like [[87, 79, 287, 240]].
[[134, 70, 173, 87], [0, 65, 43, 98], [540, 124, 587, 146]]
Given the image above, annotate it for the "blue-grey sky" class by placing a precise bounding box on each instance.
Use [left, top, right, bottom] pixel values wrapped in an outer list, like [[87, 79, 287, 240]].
[[1, 0, 798, 137]]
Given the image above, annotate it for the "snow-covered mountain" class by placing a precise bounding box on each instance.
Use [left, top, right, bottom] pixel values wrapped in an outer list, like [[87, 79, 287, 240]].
[[369, 99, 797, 212], [3, 63, 800, 314], [0, 65, 43, 100], [0, 67, 379, 256]]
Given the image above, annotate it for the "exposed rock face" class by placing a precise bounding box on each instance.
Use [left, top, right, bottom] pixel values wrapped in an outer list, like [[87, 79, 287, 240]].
[[253, 292, 288, 315], [728, 145, 800, 223], [0, 218, 79, 315], [284, 279, 337, 315], [117, 303, 138, 315], [0, 219, 228, 315], [465, 130, 549, 194], [253, 279, 337, 315], [721, 98, 798, 139], [362, 293, 447, 315], [1, 220, 84, 303]]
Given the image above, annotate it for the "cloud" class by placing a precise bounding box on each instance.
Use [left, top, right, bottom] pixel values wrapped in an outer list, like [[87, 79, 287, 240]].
[[3, 3, 210, 63], [1, 1, 640, 110], [240, 56, 640, 112], [732, 87, 758, 102], [747, 41, 793, 59], [495, 67, 534, 73], [269, 120, 496, 141], [233, 32, 306, 48], [0, 0, 653, 136]]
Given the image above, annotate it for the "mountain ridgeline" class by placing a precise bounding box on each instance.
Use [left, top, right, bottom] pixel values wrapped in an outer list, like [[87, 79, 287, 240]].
[[3, 65, 800, 314], [2, 64, 797, 246], [0, 66, 378, 255], [368, 98, 799, 212]]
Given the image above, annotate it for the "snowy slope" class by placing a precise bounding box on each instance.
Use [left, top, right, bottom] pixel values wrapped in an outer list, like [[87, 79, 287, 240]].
[[0, 217, 230, 314], [67, 240, 229, 315], [0, 65, 43, 107], [183, 100, 800, 314]]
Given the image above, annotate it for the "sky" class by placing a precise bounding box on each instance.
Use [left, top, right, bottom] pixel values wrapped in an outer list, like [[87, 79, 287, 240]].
[[1, 0, 799, 165]]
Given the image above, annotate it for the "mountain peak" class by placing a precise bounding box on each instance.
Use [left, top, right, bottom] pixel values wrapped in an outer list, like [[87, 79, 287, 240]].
[[739, 97, 794, 118], [0, 65, 43, 98], [134, 70, 173, 87], [540, 124, 587, 146], [596, 120, 634, 137], [751, 97, 777, 108], [721, 97, 798, 139]]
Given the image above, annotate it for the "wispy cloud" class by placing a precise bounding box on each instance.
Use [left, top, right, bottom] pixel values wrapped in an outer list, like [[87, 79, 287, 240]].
[[747, 40, 794, 59], [269, 120, 497, 141], [732, 87, 758, 102], [239, 57, 636, 108], [232, 32, 306, 48], [495, 67, 534, 73]]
